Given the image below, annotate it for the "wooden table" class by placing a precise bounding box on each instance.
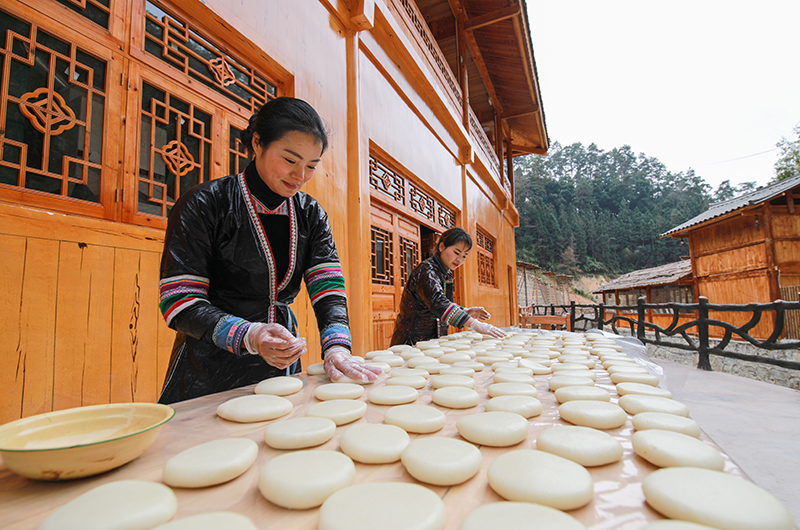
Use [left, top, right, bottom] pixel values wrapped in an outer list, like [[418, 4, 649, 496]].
[[0, 360, 747, 530]]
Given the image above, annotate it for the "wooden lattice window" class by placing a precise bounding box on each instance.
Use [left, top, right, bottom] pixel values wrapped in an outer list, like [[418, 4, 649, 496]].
[[400, 237, 420, 287], [438, 203, 455, 229], [0, 8, 106, 205], [54, 0, 111, 29], [476, 228, 496, 287], [137, 81, 211, 218], [369, 155, 405, 205], [229, 124, 250, 176], [143, 0, 276, 114], [371, 226, 394, 285], [409, 182, 434, 222]]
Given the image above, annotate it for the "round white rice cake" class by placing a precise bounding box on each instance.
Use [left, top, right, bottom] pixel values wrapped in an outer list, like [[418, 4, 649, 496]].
[[263, 416, 337, 449], [536, 425, 623, 467], [431, 386, 480, 408], [37, 480, 177, 530], [314, 383, 365, 400], [391, 368, 430, 378], [413, 361, 446, 373], [367, 385, 419, 405], [431, 374, 475, 389], [643, 467, 795, 530], [610, 372, 661, 386], [383, 404, 446, 433], [454, 361, 485, 371], [558, 400, 628, 430], [398, 349, 425, 360], [616, 382, 673, 398], [439, 366, 476, 377], [548, 376, 595, 391], [385, 375, 428, 389], [493, 373, 536, 385], [488, 450, 594, 511], [487, 382, 539, 398], [633, 429, 724, 470], [459, 502, 586, 530], [152, 512, 258, 530], [216, 394, 293, 423], [307, 362, 326, 376], [640, 522, 719, 530], [619, 395, 690, 416], [318, 482, 445, 530], [254, 376, 304, 396], [554, 386, 610, 403], [485, 395, 543, 418], [258, 451, 355, 509], [365, 349, 393, 359], [400, 437, 482, 486], [371, 354, 404, 367], [162, 438, 258, 487], [607, 365, 649, 375], [305, 399, 367, 425], [632, 411, 701, 437], [439, 352, 472, 364], [339, 423, 410, 463], [456, 411, 530, 447]]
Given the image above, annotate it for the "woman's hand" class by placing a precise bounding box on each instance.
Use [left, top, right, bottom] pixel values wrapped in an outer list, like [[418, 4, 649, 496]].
[[324, 346, 382, 382], [243, 323, 307, 369], [466, 307, 491, 321], [467, 318, 506, 338]]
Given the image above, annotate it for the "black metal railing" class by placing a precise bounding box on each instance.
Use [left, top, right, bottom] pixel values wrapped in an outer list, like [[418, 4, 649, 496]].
[[519, 296, 800, 371]]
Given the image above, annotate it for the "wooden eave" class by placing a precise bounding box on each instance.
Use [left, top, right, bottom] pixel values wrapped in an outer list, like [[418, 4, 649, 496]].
[[416, 0, 548, 156]]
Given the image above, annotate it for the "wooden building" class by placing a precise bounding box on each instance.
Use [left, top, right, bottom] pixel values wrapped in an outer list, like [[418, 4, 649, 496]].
[[593, 260, 694, 330], [596, 174, 800, 339], [0, 0, 548, 422]]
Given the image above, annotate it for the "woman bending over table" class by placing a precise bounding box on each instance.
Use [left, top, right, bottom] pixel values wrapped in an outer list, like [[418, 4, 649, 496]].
[[158, 97, 379, 403], [390, 227, 505, 346]]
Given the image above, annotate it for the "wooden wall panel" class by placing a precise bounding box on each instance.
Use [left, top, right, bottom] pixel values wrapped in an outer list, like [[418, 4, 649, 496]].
[[52, 243, 115, 412], [18, 239, 60, 420], [771, 214, 800, 238], [694, 244, 768, 277], [699, 274, 774, 339], [691, 215, 762, 256], [0, 235, 28, 424], [773, 240, 800, 267]]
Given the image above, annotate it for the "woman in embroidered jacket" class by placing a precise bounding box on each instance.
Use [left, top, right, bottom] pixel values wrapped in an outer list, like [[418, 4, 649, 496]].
[[390, 227, 506, 346], [158, 98, 380, 403]]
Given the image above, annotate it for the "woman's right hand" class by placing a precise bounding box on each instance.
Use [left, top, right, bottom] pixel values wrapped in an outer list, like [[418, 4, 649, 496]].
[[243, 323, 307, 368], [467, 318, 506, 338]]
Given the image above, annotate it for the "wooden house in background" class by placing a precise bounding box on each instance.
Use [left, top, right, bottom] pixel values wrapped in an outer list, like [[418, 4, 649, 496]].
[[662, 173, 800, 339], [595, 174, 800, 339], [0, 0, 548, 422]]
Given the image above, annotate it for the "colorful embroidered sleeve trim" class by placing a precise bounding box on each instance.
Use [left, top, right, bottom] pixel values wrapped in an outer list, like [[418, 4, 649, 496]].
[[441, 303, 471, 329], [159, 275, 211, 326], [304, 262, 347, 306], [212, 315, 251, 355], [321, 324, 352, 353]]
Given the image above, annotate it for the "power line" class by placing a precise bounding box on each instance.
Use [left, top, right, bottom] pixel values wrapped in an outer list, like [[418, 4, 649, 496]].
[[700, 147, 779, 167]]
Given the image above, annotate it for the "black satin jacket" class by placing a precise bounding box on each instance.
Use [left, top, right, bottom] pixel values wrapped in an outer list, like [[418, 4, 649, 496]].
[[390, 253, 471, 346], [158, 173, 349, 403]]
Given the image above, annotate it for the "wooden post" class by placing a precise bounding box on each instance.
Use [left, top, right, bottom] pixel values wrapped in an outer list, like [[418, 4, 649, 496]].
[[698, 296, 712, 370], [763, 204, 780, 303], [457, 16, 469, 130], [637, 296, 646, 341], [598, 303, 605, 330], [645, 285, 653, 324], [506, 136, 514, 202]]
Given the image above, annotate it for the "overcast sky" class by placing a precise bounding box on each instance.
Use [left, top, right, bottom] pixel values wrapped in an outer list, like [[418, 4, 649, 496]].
[[526, 0, 800, 191]]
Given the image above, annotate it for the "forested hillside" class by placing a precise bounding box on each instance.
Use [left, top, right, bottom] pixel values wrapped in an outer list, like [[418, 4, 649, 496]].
[[513, 142, 755, 275]]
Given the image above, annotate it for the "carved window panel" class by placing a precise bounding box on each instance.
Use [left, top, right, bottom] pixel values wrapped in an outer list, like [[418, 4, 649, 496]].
[[229, 125, 250, 176], [137, 81, 211, 218], [400, 237, 419, 287], [409, 183, 435, 222], [369, 155, 405, 205], [476, 228, 496, 287], [371, 226, 394, 285], [143, 0, 276, 113], [438, 203, 455, 229], [54, 0, 111, 30], [0, 9, 106, 204]]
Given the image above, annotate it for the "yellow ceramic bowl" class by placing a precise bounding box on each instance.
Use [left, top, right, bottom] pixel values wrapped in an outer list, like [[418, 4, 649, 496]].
[[0, 403, 174, 480]]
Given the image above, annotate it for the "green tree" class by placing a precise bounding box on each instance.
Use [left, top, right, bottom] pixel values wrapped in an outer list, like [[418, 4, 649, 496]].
[[775, 121, 800, 181]]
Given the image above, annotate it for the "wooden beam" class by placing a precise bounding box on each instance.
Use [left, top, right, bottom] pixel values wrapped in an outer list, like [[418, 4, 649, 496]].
[[458, 17, 469, 129], [463, 28, 503, 115], [463, 4, 521, 32], [351, 0, 375, 31], [787, 191, 795, 214], [500, 105, 539, 120]]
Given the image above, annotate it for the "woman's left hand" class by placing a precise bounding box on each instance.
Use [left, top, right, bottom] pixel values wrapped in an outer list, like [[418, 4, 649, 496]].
[[324, 346, 383, 382], [466, 307, 491, 321]]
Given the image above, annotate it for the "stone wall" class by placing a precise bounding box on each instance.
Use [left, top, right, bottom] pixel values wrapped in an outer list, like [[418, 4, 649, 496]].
[[644, 333, 800, 391]]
